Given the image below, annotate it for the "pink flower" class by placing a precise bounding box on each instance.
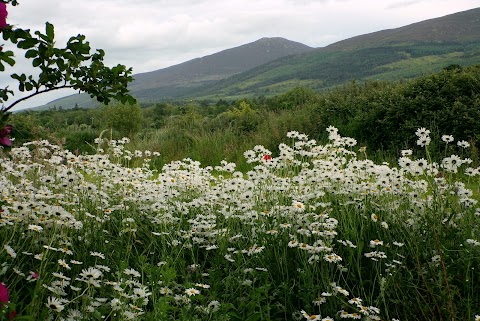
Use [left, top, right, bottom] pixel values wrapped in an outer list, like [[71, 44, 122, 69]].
[[27, 271, 39, 281], [0, 282, 15, 320], [0, 3, 7, 29], [263, 154, 272, 161], [0, 282, 9, 306], [0, 125, 13, 147]]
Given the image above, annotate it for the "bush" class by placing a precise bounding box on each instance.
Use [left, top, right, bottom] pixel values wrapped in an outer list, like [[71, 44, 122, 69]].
[[60, 125, 100, 154], [98, 103, 144, 138]]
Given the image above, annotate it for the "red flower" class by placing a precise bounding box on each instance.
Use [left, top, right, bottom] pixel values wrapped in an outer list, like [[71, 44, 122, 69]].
[[263, 154, 272, 161], [0, 282, 8, 306], [7, 311, 16, 320], [0, 282, 15, 320], [0, 125, 13, 147], [0, 3, 7, 29]]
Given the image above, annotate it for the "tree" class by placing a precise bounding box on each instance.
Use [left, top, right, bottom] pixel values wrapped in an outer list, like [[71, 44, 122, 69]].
[[0, 0, 136, 146], [100, 103, 144, 138]]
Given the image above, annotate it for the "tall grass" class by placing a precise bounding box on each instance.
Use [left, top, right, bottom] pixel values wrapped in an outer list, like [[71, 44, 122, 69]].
[[0, 127, 479, 320]]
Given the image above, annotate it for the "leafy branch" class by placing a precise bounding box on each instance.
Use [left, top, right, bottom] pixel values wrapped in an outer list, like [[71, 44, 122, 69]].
[[0, 0, 19, 6], [0, 22, 136, 114]]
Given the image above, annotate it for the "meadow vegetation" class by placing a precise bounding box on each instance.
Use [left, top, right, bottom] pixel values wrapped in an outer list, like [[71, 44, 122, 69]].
[[1, 124, 479, 320], [11, 64, 480, 169], [3, 42, 480, 320]]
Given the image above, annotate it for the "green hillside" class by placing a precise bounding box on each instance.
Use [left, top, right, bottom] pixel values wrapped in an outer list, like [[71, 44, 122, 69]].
[[37, 37, 313, 110], [37, 7, 480, 109], [180, 8, 480, 99], [189, 45, 480, 99]]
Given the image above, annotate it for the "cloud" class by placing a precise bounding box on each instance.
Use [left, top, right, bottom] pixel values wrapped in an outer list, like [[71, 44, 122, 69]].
[[386, 0, 425, 9]]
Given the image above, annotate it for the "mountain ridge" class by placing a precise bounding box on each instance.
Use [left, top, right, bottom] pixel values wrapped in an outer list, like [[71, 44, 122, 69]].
[[37, 7, 480, 109], [131, 37, 313, 90], [187, 7, 480, 99], [39, 37, 313, 109], [326, 7, 480, 50]]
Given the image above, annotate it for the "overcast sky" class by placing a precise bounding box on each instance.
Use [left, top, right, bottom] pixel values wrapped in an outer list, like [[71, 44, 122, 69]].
[[2, 0, 479, 110]]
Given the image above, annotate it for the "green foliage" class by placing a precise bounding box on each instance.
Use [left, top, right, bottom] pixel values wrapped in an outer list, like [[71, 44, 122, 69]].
[[1, 131, 479, 320], [267, 86, 319, 111], [5, 112, 42, 143], [7, 63, 480, 170], [60, 125, 99, 154], [218, 100, 261, 133], [187, 41, 480, 100], [0, 21, 135, 115], [322, 65, 480, 154], [99, 103, 144, 138]]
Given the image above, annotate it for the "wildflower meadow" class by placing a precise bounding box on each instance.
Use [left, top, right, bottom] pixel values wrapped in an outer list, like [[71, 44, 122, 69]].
[[1, 126, 479, 321]]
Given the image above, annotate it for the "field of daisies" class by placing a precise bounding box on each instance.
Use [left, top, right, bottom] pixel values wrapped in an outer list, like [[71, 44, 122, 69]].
[[1, 126, 479, 321]]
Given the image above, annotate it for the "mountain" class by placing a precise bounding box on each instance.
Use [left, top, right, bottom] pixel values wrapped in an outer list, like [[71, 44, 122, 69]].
[[187, 7, 480, 99], [40, 37, 313, 109], [131, 37, 313, 90], [40, 7, 480, 108], [328, 7, 480, 49]]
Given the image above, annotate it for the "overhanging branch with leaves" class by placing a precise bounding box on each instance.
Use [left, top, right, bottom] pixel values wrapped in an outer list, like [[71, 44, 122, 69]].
[[0, 20, 136, 114]]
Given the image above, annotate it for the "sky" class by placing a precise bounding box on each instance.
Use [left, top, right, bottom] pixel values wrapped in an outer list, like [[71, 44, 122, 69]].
[[1, 0, 479, 110]]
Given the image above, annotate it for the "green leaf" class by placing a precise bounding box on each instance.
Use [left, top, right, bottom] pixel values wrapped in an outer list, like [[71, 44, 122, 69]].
[[2, 28, 12, 41], [56, 58, 65, 71], [11, 74, 25, 82], [127, 96, 137, 105], [32, 57, 42, 67], [0, 61, 4, 72], [34, 30, 49, 42], [7, 30, 17, 43], [25, 49, 37, 59], [0, 51, 15, 67], [45, 22, 54, 41], [2, 55, 15, 67], [0, 111, 11, 122], [17, 38, 39, 49], [15, 28, 33, 40]]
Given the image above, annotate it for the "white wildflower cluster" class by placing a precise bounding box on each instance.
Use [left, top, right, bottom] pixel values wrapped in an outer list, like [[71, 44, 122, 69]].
[[396, 129, 479, 208], [415, 127, 431, 147], [0, 127, 478, 320], [466, 239, 480, 246]]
